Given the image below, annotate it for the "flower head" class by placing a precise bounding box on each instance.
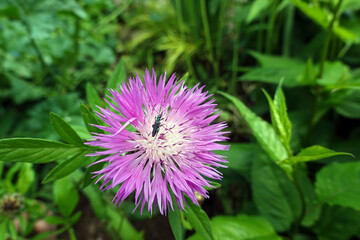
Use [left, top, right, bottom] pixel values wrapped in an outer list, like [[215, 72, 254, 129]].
[[0, 193, 24, 216], [86, 69, 229, 214]]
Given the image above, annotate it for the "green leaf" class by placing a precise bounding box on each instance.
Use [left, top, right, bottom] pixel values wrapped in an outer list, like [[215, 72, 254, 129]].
[[105, 205, 144, 240], [240, 52, 307, 87], [80, 104, 103, 134], [71, 125, 92, 140], [82, 161, 105, 189], [58, 0, 88, 19], [189, 214, 282, 240], [179, 72, 189, 82], [69, 211, 82, 225], [42, 150, 89, 183], [274, 85, 292, 146], [252, 157, 301, 231], [106, 58, 126, 90], [326, 80, 360, 90], [44, 215, 66, 225], [5, 163, 22, 183], [0, 221, 6, 240], [16, 163, 35, 194], [283, 145, 353, 164], [0, 162, 4, 178], [315, 161, 360, 211], [290, 0, 330, 28], [301, 58, 316, 84], [54, 176, 79, 217], [219, 91, 289, 163], [0, 5, 20, 18], [246, 0, 272, 24], [293, 167, 322, 227], [0, 138, 86, 163], [50, 112, 84, 146], [313, 205, 360, 240], [262, 88, 292, 155], [290, 0, 358, 42], [318, 61, 351, 86], [249, 51, 302, 68], [168, 193, 183, 240], [334, 89, 360, 119], [218, 143, 265, 180], [8, 77, 45, 104], [86, 82, 103, 111], [263, 90, 284, 136], [7, 219, 17, 240], [185, 199, 214, 240], [203, 181, 222, 191], [83, 185, 107, 219]]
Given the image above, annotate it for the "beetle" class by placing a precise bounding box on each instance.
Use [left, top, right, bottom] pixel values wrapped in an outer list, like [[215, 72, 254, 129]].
[[152, 113, 162, 137]]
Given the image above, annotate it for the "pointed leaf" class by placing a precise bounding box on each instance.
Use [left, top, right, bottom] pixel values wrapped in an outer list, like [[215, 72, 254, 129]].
[[54, 176, 79, 217], [313, 205, 360, 240], [189, 215, 282, 240], [80, 103, 104, 134], [240, 52, 307, 87], [16, 163, 35, 194], [246, 0, 271, 24], [50, 112, 83, 146], [262, 89, 287, 145], [185, 199, 214, 240], [294, 167, 322, 227], [274, 85, 292, 146], [219, 91, 289, 163], [169, 193, 183, 240], [0, 138, 86, 163], [203, 181, 221, 191], [69, 211, 82, 225], [283, 145, 353, 164], [86, 82, 103, 110], [44, 216, 66, 225], [83, 185, 107, 219], [252, 157, 301, 231], [290, 0, 358, 42], [315, 161, 360, 211], [82, 160, 105, 188], [43, 150, 90, 183], [180, 72, 189, 82], [106, 58, 126, 90], [104, 205, 144, 240]]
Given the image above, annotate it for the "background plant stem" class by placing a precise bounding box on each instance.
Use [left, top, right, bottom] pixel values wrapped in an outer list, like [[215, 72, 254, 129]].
[[266, 0, 279, 54], [229, 23, 240, 94], [282, 3, 294, 57], [200, 0, 219, 84], [318, 0, 344, 78], [175, 0, 196, 78]]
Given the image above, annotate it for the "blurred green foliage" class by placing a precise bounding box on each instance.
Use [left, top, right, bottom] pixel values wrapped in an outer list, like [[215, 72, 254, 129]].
[[1, 0, 360, 239]]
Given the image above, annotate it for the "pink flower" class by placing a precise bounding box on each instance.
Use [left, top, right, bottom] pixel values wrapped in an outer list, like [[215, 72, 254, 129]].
[[86, 69, 229, 214]]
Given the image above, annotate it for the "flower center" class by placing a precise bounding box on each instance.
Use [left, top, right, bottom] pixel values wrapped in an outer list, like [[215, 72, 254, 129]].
[[135, 109, 188, 165]]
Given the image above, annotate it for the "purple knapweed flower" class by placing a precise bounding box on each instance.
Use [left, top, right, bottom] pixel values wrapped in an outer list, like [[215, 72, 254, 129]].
[[86, 69, 229, 215]]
